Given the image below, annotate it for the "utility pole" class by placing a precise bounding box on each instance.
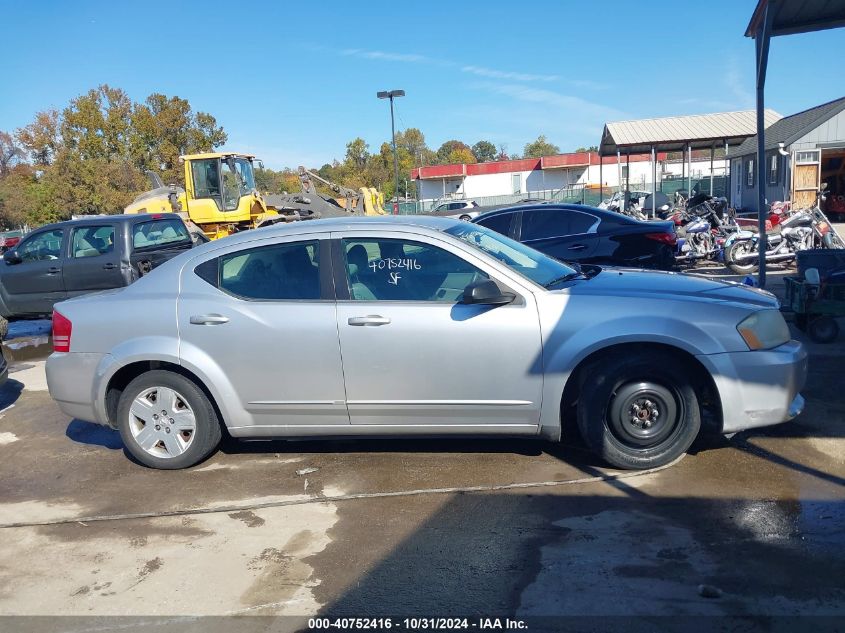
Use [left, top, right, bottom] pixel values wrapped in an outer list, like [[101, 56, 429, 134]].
[[377, 89, 405, 214]]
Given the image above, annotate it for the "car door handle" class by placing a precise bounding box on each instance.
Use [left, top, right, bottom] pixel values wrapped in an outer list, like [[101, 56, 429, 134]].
[[568, 244, 588, 251], [348, 315, 391, 326], [189, 314, 230, 325], [102, 263, 117, 270], [47, 266, 61, 274]]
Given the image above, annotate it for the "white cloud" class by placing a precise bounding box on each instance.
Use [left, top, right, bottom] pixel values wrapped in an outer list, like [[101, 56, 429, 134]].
[[725, 58, 754, 109], [476, 82, 623, 120], [341, 49, 436, 64], [461, 65, 558, 82]]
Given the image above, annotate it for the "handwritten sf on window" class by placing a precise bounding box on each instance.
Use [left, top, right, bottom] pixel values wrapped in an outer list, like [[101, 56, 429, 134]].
[[368, 258, 421, 272]]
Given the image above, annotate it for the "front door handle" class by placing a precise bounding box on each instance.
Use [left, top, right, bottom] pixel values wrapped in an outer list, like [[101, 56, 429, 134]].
[[103, 263, 117, 270], [47, 266, 61, 274], [189, 314, 230, 325], [568, 244, 588, 251], [348, 315, 391, 326]]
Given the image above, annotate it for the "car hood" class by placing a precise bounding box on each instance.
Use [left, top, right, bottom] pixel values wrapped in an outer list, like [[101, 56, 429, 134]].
[[565, 268, 779, 309]]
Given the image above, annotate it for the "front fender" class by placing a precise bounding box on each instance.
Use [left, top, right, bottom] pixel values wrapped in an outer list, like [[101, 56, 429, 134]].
[[724, 230, 755, 248], [536, 306, 736, 441]]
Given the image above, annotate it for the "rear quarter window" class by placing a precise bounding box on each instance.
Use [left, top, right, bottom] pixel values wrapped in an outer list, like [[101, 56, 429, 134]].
[[476, 212, 513, 236], [132, 219, 190, 250]]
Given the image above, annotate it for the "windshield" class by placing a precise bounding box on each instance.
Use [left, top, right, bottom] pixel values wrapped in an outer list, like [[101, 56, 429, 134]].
[[235, 158, 256, 194], [445, 223, 577, 287]]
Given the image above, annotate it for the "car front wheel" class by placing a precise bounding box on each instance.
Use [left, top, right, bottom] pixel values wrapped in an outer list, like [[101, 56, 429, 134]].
[[577, 351, 701, 469], [117, 370, 222, 469]]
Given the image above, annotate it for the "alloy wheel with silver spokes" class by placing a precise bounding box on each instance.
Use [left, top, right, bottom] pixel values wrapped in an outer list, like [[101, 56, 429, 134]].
[[128, 386, 196, 458]]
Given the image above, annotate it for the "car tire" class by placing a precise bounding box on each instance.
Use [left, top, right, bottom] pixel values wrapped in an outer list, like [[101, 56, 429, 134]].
[[808, 315, 839, 344], [459, 214, 472, 221], [0, 317, 7, 340], [117, 370, 222, 469], [577, 351, 701, 470]]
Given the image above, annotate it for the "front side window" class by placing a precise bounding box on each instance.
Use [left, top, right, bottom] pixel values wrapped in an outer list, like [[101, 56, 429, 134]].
[[72, 225, 115, 258], [445, 222, 576, 287], [343, 238, 488, 302], [18, 229, 64, 263], [133, 219, 190, 250], [208, 241, 321, 300], [192, 159, 221, 200]]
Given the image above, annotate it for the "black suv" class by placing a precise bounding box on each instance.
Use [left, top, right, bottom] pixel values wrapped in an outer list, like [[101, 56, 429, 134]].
[[0, 214, 197, 318]]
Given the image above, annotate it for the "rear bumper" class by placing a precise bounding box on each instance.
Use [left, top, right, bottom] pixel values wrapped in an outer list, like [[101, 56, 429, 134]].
[[46, 352, 109, 425], [698, 340, 808, 433]]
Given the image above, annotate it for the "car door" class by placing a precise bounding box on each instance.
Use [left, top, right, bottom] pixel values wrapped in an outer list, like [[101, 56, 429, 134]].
[[63, 223, 126, 295], [1, 228, 67, 315], [333, 230, 544, 430], [177, 234, 349, 429], [517, 208, 600, 262]]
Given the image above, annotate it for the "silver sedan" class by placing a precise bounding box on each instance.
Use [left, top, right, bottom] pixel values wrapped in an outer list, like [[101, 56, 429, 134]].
[[46, 217, 807, 469]]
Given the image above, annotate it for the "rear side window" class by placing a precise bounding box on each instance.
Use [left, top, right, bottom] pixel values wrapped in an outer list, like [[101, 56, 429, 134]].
[[196, 241, 321, 300], [72, 225, 115, 258], [133, 219, 190, 250], [522, 209, 597, 241], [476, 212, 513, 236]]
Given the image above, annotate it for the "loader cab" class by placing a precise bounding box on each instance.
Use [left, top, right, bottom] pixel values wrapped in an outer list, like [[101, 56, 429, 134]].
[[187, 154, 256, 213]]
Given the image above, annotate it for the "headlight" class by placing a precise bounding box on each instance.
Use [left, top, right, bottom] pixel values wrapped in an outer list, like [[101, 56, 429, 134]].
[[737, 310, 790, 350]]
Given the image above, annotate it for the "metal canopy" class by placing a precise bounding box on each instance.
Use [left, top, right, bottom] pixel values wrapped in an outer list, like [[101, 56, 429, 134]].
[[599, 109, 781, 156], [746, 0, 845, 37], [746, 0, 845, 288]]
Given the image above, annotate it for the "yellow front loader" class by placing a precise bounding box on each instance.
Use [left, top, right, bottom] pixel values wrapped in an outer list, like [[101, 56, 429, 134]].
[[126, 153, 386, 239]]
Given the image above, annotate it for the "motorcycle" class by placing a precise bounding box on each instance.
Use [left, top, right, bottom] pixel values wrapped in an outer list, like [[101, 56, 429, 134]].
[[674, 195, 735, 264], [723, 188, 844, 274]]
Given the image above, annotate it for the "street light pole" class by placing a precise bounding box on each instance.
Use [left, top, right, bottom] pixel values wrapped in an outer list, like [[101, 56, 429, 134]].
[[377, 89, 405, 214]]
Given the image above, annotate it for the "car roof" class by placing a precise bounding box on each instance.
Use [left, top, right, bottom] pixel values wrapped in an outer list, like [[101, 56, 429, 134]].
[[198, 215, 465, 249], [474, 202, 626, 222], [36, 213, 185, 231]]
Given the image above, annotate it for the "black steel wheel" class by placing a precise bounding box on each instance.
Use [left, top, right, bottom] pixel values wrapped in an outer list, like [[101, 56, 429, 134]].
[[808, 315, 839, 344], [576, 351, 701, 469]]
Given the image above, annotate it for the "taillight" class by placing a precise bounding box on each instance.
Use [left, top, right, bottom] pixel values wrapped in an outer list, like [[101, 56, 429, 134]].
[[52, 310, 72, 353], [645, 232, 677, 246]]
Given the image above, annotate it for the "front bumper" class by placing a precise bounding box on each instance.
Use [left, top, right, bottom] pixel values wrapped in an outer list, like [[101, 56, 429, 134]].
[[697, 340, 808, 434]]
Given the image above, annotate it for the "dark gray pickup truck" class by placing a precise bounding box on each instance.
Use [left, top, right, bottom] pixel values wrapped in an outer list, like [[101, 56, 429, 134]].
[[0, 213, 198, 319]]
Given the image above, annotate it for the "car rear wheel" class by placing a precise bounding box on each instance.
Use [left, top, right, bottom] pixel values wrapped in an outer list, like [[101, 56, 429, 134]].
[[117, 370, 221, 469], [459, 214, 472, 221], [577, 351, 701, 469]]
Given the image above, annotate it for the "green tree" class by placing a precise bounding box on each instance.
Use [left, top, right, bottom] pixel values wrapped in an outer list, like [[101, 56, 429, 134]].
[[523, 135, 560, 158], [345, 138, 369, 169], [574, 145, 598, 153], [471, 140, 497, 163]]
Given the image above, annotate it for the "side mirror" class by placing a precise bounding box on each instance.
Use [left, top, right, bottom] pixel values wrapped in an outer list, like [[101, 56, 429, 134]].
[[462, 279, 515, 306], [3, 250, 21, 265]]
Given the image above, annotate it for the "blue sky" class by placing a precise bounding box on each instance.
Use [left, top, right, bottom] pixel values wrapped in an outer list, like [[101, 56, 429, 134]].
[[2, 0, 844, 169]]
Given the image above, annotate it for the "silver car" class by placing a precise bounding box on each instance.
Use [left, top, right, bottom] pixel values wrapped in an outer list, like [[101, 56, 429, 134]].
[[46, 217, 807, 470]]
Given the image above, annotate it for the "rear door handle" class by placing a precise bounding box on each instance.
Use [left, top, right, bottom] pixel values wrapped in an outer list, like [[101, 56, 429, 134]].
[[47, 266, 61, 274], [190, 314, 230, 325], [103, 263, 116, 270], [348, 315, 391, 326], [568, 244, 588, 251]]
